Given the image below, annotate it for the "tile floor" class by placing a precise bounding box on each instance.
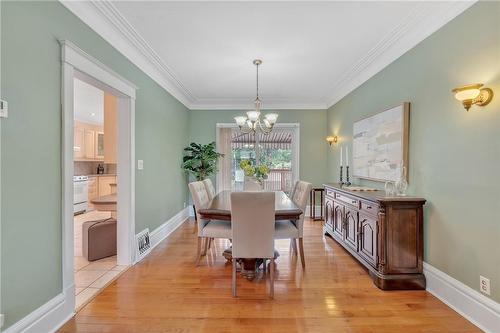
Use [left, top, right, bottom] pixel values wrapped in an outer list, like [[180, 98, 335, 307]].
[[74, 210, 128, 310]]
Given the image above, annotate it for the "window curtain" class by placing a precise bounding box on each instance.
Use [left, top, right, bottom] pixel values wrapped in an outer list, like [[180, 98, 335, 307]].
[[216, 127, 233, 191]]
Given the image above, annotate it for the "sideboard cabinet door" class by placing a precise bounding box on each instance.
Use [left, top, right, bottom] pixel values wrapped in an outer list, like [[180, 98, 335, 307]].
[[324, 197, 334, 231], [344, 207, 359, 251], [333, 202, 344, 239], [359, 214, 378, 268]]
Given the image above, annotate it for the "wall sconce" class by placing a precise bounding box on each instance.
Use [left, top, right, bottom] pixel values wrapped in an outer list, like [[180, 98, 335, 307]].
[[452, 83, 493, 111], [326, 136, 338, 146]]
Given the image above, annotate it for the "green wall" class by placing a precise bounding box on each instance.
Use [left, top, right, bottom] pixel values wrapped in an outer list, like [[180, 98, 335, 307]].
[[1, 0, 499, 331], [326, 2, 500, 302], [0, 1, 189, 328], [189, 109, 328, 187]]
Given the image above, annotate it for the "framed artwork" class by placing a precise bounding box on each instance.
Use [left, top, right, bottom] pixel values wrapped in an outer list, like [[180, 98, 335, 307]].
[[352, 103, 409, 182]]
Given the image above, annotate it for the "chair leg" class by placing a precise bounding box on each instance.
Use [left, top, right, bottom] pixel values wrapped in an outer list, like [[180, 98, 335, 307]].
[[195, 237, 202, 266], [291, 238, 298, 255], [202, 237, 209, 256], [262, 259, 267, 274], [269, 259, 275, 298], [232, 259, 237, 297], [298, 238, 305, 269]]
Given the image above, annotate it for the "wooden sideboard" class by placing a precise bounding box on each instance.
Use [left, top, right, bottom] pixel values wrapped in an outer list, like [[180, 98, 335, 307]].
[[323, 183, 426, 290]]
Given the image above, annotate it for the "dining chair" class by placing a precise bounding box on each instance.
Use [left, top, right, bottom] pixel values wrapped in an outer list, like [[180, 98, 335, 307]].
[[275, 180, 312, 269], [289, 180, 299, 200], [188, 181, 231, 265], [231, 191, 276, 298], [202, 178, 216, 201]]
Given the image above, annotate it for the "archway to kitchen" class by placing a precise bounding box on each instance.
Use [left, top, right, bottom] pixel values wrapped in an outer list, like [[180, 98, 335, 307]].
[[61, 41, 136, 312]]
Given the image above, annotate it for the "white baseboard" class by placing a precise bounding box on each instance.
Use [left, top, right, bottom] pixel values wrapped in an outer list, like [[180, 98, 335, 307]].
[[148, 206, 190, 252], [3, 285, 75, 333], [424, 262, 500, 333], [188, 205, 195, 217], [305, 205, 322, 218]]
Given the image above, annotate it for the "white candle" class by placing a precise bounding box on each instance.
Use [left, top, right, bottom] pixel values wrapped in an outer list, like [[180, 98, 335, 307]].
[[340, 146, 343, 166], [346, 146, 349, 166]]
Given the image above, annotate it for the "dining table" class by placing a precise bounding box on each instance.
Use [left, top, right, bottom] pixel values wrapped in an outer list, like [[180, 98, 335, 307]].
[[198, 190, 303, 279]]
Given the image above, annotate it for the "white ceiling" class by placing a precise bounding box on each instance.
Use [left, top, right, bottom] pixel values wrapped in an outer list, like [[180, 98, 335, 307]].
[[62, 1, 474, 110], [74, 78, 104, 125]]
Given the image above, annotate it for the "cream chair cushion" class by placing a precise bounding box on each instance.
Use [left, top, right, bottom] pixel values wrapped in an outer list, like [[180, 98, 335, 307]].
[[290, 181, 312, 237], [231, 191, 275, 259], [202, 178, 216, 201], [200, 220, 232, 238], [189, 181, 231, 238]]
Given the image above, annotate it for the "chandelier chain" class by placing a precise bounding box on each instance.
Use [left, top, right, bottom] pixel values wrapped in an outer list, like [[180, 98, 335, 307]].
[[256, 61, 259, 100]]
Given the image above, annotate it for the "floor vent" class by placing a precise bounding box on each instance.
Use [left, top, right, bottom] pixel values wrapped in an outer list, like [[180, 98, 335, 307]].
[[136, 228, 151, 261]]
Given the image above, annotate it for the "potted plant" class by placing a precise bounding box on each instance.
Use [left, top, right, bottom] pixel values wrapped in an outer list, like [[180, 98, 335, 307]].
[[182, 142, 224, 181], [182, 142, 224, 218], [240, 160, 269, 190]]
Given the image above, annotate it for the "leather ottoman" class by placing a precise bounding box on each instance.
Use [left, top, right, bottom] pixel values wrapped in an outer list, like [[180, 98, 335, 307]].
[[82, 218, 117, 261]]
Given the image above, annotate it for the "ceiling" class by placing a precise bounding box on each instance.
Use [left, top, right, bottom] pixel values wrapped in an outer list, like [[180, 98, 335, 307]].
[[62, 1, 474, 110], [74, 78, 104, 125]]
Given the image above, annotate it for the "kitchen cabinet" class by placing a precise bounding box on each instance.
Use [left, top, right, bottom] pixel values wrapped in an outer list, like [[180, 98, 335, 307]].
[[98, 175, 116, 197], [104, 93, 117, 164], [87, 176, 98, 210], [86, 175, 117, 211], [74, 126, 85, 159], [96, 131, 105, 159], [323, 183, 426, 290], [74, 121, 104, 161], [84, 129, 96, 159]]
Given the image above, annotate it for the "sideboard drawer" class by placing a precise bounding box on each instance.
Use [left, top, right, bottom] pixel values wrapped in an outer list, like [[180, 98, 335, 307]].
[[360, 201, 379, 215], [325, 188, 335, 198], [335, 192, 360, 208]]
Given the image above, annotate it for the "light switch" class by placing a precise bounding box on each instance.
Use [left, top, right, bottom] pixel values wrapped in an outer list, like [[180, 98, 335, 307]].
[[137, 159, 144, 170], [0, 99, 8, 118]]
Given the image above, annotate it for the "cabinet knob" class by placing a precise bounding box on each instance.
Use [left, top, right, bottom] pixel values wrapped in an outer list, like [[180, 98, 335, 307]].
[[352, 200, 357, 204]]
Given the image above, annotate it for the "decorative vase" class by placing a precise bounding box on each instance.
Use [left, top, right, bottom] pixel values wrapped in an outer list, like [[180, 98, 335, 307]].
[[244, 176, 263, 191], [395, 166, 408, 196], [384, 181, 395, 196]]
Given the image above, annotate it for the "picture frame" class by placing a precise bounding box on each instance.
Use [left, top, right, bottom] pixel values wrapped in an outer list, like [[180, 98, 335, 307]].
[[352, 103, 410, 183]]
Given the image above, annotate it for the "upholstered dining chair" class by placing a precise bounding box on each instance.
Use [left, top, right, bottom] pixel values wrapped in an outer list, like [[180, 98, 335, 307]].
[[289, 180, 299, 200], [188, 181, 231, 265], [202, 178, 216, 201], [275, 180, 312, 269], [231, 191, 276, 298]]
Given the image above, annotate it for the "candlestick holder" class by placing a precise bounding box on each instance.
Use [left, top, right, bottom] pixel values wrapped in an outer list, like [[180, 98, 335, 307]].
[[339, 166, 345, 185], [345, 166, 352, 186]]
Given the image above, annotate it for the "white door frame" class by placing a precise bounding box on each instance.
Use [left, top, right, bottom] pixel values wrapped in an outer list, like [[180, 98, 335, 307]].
[[60, 40, 137, 302], [215, 123, 300, 191]]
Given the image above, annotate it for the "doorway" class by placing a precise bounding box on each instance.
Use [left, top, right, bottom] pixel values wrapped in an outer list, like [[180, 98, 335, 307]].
[[61, 41, 137, 312], [216, 123, 300, 193], [72, 77, 128, 309]]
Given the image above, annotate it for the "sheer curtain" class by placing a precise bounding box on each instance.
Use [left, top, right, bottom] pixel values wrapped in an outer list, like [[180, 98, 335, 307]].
[[216, 127, 233, 191]]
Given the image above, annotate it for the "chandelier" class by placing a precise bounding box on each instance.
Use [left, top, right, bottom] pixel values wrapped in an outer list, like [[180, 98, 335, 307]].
[[234, 59, 278, 134]]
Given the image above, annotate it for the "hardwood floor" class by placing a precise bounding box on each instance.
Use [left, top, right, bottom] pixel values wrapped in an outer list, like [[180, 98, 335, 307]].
[[59, 218, 480, 333]]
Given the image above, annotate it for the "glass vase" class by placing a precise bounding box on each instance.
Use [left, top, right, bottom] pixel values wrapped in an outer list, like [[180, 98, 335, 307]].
[[395, 166, 408, 196]]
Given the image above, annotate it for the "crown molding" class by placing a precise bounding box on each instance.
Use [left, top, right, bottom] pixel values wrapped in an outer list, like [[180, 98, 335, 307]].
[[60, 0, 196, 108], [61, 0, 475, 111], [325, 0, 476, 108], [189, 98, 327, 110]]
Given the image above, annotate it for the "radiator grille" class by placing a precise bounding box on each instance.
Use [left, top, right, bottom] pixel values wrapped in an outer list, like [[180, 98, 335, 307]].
[[136, 228, 151, 261]]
